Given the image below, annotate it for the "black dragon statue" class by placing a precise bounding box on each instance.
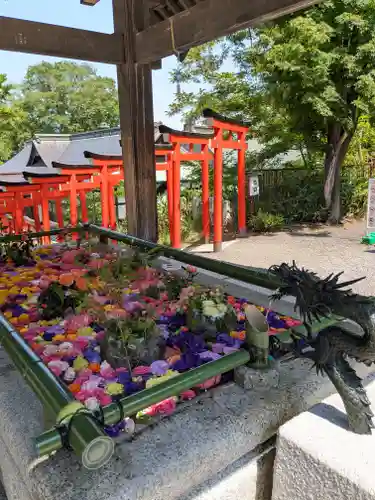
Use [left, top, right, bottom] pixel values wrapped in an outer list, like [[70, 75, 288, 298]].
[[269, 261, 375, 435]]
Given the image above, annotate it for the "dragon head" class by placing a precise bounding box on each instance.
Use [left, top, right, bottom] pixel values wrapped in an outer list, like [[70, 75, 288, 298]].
[[269, 261, 370, 324]]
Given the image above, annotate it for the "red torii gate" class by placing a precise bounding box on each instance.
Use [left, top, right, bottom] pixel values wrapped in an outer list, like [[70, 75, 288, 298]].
[[202, 109, 248, 252], [84, 145, 175, 236], [52, 161, 122, 230], [158, 125, 213, 249]]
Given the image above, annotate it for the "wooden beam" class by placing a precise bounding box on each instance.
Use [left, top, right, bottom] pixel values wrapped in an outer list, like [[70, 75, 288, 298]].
[[0, 16, 123, 64], [136, 0, 320, 63], [113, 0, 158, 241]]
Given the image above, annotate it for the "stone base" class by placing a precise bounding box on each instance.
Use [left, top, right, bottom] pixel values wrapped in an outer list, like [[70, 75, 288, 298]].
[[234, 366, 280, 391], [1, 340, 374, 500], [272, 374, 375, 500]]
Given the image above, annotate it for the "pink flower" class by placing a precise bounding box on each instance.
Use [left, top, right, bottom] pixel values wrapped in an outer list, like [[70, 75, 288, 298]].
[[97, 393, 112, 406], [143, 405, 159, 417], [196, 375, 221, 390], [156, 397, 176, 416], [133, 366, 151, 376], [64, 314, 91, 331], [100, 361, 116, 379], [180, 390, 196, 401], [61, 250, 82, 264]]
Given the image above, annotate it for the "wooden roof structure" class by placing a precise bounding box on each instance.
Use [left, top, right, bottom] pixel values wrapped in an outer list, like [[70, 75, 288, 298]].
[[0, 0, 319, 241]]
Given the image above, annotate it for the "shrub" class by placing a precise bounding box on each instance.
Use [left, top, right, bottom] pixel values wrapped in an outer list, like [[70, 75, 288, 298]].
[[247, 210, 284, 233]]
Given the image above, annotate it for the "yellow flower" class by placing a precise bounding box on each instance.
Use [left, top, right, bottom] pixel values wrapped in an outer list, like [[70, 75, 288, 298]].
[[73, 356, 89, 372], [145, 370, 179, 389], [52, 334, 66, 342], [18, 314, 29, 323], [0, 290, 9, 304], [77, 327, 94, 337], [104, 305, 115, 311], [105, 382, 124, 396]]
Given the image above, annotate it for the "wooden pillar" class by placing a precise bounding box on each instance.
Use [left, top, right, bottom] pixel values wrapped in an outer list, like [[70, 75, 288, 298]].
[[14, 194, 23, 234], [70, 174, 78, 240], [33, 203, 42, 232], [113, 0, 157, 241], [79, 191, 89, 224], [202, 143, 210, 244], [238, 133, 247, 235], [108, 184, 117, 229], [171, 145, 181, 249], [41, 187, 51, 244], [100, 165, 109, 228], [166, 162, 174, 244], [55, 199, 64, 228], [213, 132, 223, 252]]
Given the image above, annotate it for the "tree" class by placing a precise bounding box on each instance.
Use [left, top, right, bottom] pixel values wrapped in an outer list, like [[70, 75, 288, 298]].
[[19, 61, 119, 134], [0, 74, 28, 163], [169, 0, 375, 222]]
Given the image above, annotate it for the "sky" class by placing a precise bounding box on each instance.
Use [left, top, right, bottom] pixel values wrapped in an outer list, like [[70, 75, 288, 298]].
[[0, 0, 194, 128]]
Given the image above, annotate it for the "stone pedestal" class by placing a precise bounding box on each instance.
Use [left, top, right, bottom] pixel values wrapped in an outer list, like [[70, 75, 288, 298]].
[[234, 366, 280, 391], [0, 344, 374, 500], [272, 374, 375, 500]]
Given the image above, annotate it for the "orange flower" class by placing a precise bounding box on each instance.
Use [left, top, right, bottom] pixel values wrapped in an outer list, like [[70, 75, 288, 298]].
[[71, 269, 85, 278], [89, 363, 100, 373], [167, 354, 181, 365], [238, 331, 246, 341], [66, 334, 77, 341], [68, 383, 81, 394], [75, 277, 88, 291], [59, 273, 74, 287]]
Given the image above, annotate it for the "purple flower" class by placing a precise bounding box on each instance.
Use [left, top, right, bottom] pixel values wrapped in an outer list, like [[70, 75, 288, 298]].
[[46, 325, 65, 335], [172, 352, 202, 371], [124, 381, 144, 394], [117, 372, 131, 385], [211, 343, 226, 354], [150, 360, 169, 376], [223, 346, 239, 354], [216, 333, 236, 347], [198, 350, 222, 361], [83, 349, 101, 364]]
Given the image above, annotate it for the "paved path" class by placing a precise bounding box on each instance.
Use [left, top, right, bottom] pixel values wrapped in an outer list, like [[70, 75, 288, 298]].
[[192, 221, 375, 296]]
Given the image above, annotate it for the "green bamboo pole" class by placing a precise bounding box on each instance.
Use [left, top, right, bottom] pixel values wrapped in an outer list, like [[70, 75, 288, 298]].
[[0, 226, 84, 243], [36, 349, 250, 456], [88, 224, 281, 290], [0, 316, 114, 470]]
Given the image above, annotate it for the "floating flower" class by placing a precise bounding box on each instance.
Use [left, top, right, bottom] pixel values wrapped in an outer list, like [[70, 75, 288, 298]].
[[68, 383, 81, 394], [84, 397, 100, 411], [64, 367, 76, 383], [105, 382, 124, 396], [77, 326, 94, 337], [180, 390, 196, 401], [100, 361, 116, 379], [145, 370, 179, 389], [133, 366, 151, 376], [150, 360, 169, 376], [73, 356, 89, 372], [59, 273, 74, 287], [196, 375, 221, 390]]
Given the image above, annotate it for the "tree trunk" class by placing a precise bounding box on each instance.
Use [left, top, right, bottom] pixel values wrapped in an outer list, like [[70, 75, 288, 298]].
[[323, 124, 353, 224]]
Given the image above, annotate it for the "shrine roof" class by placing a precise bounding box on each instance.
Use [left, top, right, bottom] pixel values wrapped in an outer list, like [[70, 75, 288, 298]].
[[0, 122, 164, 177]]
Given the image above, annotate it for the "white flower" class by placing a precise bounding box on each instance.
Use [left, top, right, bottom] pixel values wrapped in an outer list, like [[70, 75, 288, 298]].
[[85, 397, 100, 411], [64, 367, 76, 382]]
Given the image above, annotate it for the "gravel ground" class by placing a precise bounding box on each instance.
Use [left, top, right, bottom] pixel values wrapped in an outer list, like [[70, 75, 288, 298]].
[[192, 220, 375, 296]]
